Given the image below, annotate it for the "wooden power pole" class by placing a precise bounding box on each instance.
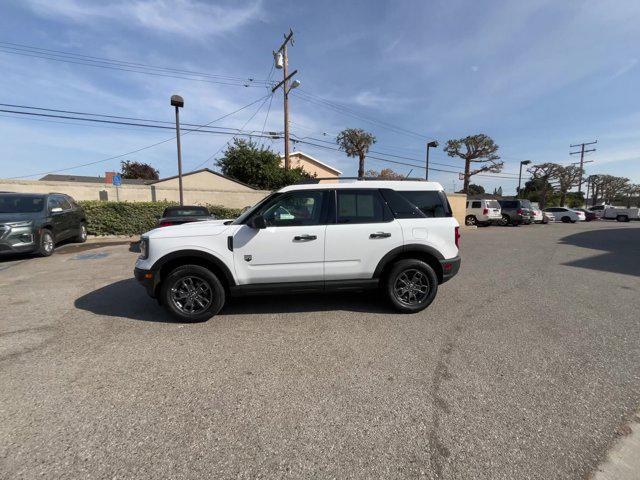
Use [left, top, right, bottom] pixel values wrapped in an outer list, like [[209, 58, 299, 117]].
[[272, 30, 297, 169]]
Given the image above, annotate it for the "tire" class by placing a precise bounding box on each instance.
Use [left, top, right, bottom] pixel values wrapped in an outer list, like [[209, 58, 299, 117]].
[[38, 229, 55, 257], [561, 216, 571, 223], [499, 214, 510, 226], [465, 215, 477, 226], [74, 222, 87, 243], [385, 259, 439, 313], [616, 215, 629, 222], [161, 265, 225, 322]]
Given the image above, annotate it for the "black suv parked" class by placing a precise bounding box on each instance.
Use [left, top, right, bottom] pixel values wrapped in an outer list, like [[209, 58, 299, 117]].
[[497, 199, 533, 226], [0, 193, 87, 256]]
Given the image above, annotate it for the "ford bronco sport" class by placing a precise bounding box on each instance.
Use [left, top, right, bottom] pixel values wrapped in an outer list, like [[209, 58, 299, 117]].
[[134, 181, 461, 321]]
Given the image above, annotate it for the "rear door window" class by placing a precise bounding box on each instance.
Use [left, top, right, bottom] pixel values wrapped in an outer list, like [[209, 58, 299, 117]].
[[336, 189, 391, 224], [471, 201, 482, 208]]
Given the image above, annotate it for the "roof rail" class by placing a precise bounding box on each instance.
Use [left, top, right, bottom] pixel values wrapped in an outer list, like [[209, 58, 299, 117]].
[[297, 176, 428, 184]]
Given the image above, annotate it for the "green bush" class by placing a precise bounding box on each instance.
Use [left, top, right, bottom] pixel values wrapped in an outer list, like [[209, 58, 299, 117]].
[[78, 201, 243, 236]]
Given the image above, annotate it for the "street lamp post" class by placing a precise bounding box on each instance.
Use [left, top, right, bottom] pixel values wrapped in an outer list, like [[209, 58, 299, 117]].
[[171, 95, 185, 206], [518, 160, 531, 198], [425, 141, 439, 181]]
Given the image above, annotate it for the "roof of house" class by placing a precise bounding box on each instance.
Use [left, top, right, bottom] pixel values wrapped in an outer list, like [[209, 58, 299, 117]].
[[284, 151, 343, 175], [149, 168, 257, 190], [39, 174, 152, 185]]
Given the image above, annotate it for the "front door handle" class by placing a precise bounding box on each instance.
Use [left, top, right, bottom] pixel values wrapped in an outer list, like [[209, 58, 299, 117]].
[[370, 232, 391, 239], [294, 234, 317, 241]]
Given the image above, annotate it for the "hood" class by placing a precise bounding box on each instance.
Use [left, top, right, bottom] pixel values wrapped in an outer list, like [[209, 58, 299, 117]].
[[0, 212, 39, 223], [144, 219, 232, 239]]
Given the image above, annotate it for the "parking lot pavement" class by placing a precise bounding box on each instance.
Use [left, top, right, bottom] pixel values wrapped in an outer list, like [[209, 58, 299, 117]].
[[1, 222, 639, 479]]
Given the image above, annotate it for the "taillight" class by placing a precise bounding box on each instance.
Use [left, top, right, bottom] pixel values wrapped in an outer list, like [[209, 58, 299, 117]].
[[159, 221, 173, 227], [482, 208, 488, 215], [517, 208, 523, 215], [455, 226, 460, 248]]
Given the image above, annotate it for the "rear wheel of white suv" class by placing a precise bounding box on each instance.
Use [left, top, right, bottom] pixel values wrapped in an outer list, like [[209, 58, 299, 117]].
[[161, 265, 225, 322], [385, 259, 438, 313]]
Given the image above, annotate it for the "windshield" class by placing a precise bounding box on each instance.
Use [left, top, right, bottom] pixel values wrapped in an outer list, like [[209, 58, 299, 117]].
[[163, 206, 210, 217], [232, 192, 281, 224], [0, 195, 45, 213]]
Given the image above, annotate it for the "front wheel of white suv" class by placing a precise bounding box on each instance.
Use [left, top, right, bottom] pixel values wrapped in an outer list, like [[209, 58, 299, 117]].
[[385, 259, 439, 313], [161, 265, 226, 322]]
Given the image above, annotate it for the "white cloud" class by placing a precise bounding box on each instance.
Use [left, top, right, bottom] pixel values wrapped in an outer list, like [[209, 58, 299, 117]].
[[21, 0, 263, 39]]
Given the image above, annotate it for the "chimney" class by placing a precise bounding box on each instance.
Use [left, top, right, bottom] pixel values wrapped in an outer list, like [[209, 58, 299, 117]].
[[105, 171, 116, 184]]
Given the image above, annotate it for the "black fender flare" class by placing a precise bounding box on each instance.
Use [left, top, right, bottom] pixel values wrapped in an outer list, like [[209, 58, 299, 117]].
[[373, 244, 445, 279], [150, 249, 236, 287]]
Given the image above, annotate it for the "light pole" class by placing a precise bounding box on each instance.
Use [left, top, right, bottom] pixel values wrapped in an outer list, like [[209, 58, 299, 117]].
[[518, 160, 531, 197], [171, 95, 184, 206], [425, 140, 438, 180]]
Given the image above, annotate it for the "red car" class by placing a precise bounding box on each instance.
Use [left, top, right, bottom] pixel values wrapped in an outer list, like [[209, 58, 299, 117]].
[[575, 208, 597, 221]]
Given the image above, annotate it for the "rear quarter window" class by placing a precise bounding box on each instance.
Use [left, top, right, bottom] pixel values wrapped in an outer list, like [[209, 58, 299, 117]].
[[395, 190, 452, 218]]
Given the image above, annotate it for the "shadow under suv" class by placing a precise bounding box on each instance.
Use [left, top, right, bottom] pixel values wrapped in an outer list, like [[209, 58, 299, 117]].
[[0, 193, 87, 257]]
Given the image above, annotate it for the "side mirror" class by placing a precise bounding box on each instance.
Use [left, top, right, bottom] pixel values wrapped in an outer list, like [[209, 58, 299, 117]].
[[247, 215, 267, 229], [50, 207, 63, 214]]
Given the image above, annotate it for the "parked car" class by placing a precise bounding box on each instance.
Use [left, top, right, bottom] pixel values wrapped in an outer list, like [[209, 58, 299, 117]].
[[543, 211, 556, 223], [0, 192, 86, 256], [530, 202, 548, 224], [465, 198, 501, 226], [602, 207, 640, 222], [574, 208, 597, 221], [543, 207, 585, 223], [587, 204, 612, 219], [135, 180, 461, 321], [158, 206, 215, 227], [496, 199, 532, 226]]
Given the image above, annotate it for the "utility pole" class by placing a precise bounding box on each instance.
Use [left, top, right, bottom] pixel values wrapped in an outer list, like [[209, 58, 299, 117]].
[[570, 140, 597, 196], [273, 29, 297, 169], [517, 160, 532, 198], [170, 95, 185, 206]]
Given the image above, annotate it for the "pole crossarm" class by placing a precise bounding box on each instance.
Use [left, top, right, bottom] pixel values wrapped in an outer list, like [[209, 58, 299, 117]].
[[271, 70, 298, 92]]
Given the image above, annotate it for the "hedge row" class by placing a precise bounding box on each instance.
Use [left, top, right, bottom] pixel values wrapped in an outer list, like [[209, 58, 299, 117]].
[[78, 201, 243, 236]]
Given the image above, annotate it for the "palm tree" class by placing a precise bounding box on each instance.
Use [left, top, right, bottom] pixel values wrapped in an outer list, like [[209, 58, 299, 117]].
[[336, 128, 376, 178]]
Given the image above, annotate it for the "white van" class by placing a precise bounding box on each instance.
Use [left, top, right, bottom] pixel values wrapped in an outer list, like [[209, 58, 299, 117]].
[[603, 207, 640, 222], [465, 199, 502, 226]]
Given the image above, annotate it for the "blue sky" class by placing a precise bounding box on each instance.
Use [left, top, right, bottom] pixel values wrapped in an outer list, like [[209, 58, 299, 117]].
[[1, 0, 639, 194]]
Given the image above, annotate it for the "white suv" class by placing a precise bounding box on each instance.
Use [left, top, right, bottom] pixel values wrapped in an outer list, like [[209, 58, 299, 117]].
[[465, 198, 501, 226], [134, 181, 461, 321]]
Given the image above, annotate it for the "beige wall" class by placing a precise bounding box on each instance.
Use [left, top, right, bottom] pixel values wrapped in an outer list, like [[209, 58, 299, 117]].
[[0, 178, 270, 208], [446, 193, 467, 226]]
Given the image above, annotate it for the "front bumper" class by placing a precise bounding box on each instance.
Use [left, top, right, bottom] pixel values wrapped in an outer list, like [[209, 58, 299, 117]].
[[134, 267, 158, 298], [440, 256, 461, 283], [0, 229, 37, 255]]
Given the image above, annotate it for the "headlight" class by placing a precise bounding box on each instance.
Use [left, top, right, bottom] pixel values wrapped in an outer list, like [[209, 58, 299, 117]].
[[8, 220, 33, 228], [139, 237, 149, 259]]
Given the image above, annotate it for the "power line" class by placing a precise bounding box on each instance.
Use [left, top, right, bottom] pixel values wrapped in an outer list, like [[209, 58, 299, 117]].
[[0, 44, 270, 88], [190, 93, 275, 171], [292, 139, 530, 181], [8, 94, 275, 179], [291, 133, 523, 177], [0, 41, 270, 83]]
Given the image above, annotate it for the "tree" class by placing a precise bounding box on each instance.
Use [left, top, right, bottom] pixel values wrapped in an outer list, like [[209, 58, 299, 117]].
[[443, 134, 503, 193], [120, 160, 159, 180], [599, 175, 631, 204], [365, 168, 405, 180], [555, 165, 583, 207], [527, 163, 561, 209], [217, 138, 312, 190], [336, 128, 376, 178], [467, 184, 485, 195]]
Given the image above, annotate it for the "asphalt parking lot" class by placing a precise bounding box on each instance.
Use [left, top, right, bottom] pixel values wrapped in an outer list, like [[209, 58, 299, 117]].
[[1, 222, 639, 479]]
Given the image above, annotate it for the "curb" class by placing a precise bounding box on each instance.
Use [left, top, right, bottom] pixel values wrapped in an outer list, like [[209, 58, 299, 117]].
[[591, 411, 640, 480]]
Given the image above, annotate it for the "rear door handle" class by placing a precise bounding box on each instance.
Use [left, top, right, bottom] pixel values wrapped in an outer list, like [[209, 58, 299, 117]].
[[370, 232, 391, 239], [293, 234, 317, 241]]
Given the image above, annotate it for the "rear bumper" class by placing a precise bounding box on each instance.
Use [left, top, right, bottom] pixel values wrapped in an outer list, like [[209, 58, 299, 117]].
[[440, 256, 461, 283], [134, 267, 157, 298]]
